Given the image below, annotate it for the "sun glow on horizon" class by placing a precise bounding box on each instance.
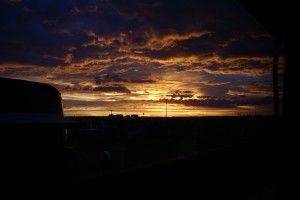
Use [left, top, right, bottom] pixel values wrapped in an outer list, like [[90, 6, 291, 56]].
[[1, 0, 278, 117], [62, 98, 272, 117]]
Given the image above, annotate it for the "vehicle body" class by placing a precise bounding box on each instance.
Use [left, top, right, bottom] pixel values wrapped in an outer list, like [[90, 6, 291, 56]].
[[0, 77, 81, 193]]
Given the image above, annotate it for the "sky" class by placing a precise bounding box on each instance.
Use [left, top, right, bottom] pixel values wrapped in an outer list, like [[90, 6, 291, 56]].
[[0, 0, 281, 117]]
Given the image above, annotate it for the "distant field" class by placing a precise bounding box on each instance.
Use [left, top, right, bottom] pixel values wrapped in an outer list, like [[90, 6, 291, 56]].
[[65, 116, 282, 181]]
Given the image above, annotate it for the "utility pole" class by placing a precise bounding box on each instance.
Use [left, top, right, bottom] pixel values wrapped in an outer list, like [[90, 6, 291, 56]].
[[165, 99, 168, 117], [272, 35, 281, 117]]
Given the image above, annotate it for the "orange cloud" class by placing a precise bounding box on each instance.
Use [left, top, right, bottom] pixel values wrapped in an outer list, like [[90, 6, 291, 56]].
[[64, 53, 73, 64]]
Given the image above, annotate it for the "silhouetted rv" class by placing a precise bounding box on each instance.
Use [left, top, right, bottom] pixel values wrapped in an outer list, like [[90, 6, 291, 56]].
[[0, 77, 80, 193]]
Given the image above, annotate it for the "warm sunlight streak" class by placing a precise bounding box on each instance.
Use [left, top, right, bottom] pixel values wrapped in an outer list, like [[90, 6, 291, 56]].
[[62, 93, 100, 101], [63, 99, 270, 117]]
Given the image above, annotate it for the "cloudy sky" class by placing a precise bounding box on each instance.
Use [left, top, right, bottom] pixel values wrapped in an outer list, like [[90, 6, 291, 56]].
[[0, 0, 279, 117]]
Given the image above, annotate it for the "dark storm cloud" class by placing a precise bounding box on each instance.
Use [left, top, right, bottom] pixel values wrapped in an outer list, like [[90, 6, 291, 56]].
[[162, 98, 235, 108], [132, 37, 147, 46], [62, 84, 93, 92], [227, 81, 273, 98], [125, 0, 267, 40], [95, 73, 156, 84], [176, 36, 218, 56], [231, 59, 271, 70], [0, 66, 38, 77], [238, 96, 273, 105], [130, 78, 155, 83], [0, 0, 273, 71], [197, 72, 273, 99], [129, 35, 271, 69], [93, 84, 131, 93], [108, 0, 141, 20], [0, 0, 117, 66], [95, 74, 128, 84], [140, 40, 215, 60], [166, 90, 194, 100], [71, 45, 103, 63], [141, 49, 179, 60], [197, 96, 218, 99], [0, 0, 87, 66], [162, 95, 273, 109], [0, 50, 65, 66], [62, 82, 131, 93], [117, 0, 218, 31], [217, 36, 274, 58]]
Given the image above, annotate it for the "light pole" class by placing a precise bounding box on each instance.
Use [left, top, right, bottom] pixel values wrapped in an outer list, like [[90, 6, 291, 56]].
[[165, 99, 168, 117]]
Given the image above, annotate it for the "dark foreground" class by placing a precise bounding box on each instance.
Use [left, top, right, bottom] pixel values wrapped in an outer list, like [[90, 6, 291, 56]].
[[18, 116, 282, 198], [26, 138, 280, 199]]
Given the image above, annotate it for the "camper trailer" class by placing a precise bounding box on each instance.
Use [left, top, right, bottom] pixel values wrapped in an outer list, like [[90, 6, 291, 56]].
[[0, 77, 81, 193]]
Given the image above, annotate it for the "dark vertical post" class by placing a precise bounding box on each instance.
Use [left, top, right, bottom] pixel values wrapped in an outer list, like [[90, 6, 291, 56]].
[[166, 99, 168, 117], [272, 35, 281, 117]]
